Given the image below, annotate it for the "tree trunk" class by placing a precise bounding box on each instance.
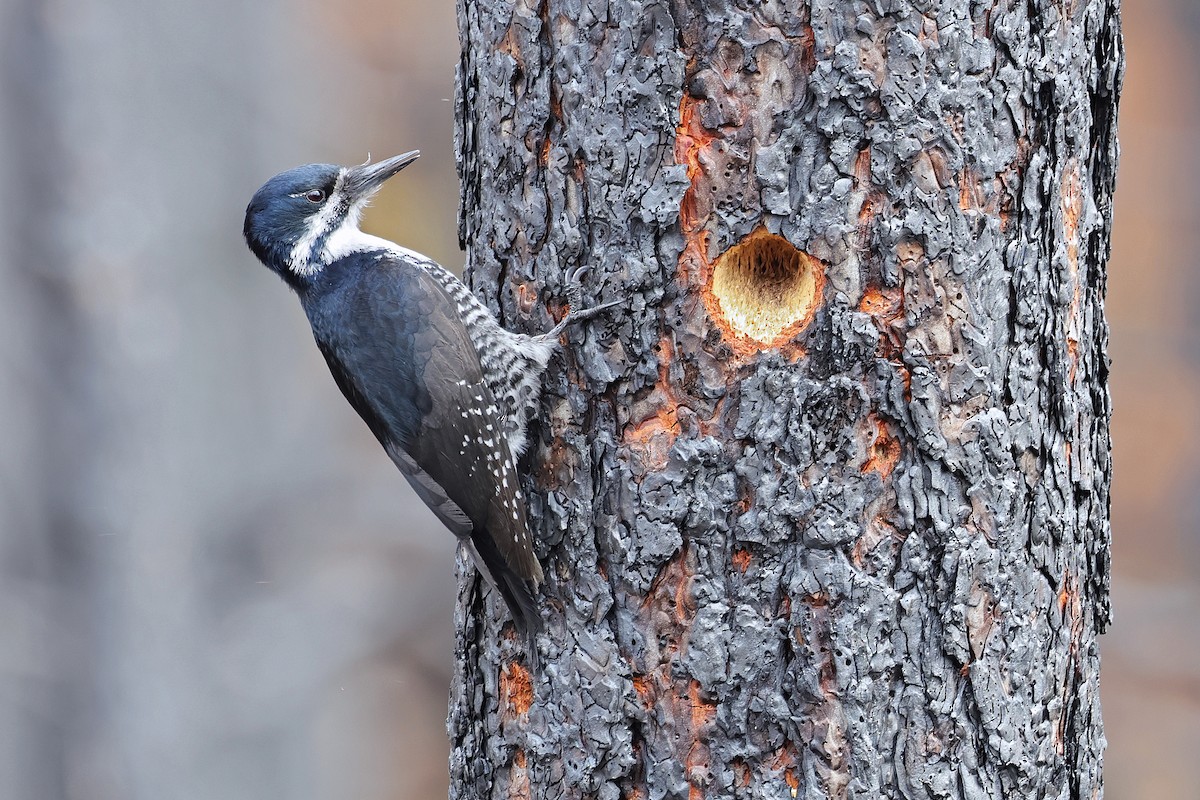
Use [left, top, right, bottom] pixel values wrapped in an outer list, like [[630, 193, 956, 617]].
[[449, 1, 1120, 798]]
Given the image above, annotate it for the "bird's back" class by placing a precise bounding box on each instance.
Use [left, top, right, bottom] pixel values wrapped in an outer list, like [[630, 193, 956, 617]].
[[300, 249, 543, 587]]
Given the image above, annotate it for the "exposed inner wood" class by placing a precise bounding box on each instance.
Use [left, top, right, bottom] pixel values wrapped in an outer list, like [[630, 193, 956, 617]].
[[708, 230, 821, 346]]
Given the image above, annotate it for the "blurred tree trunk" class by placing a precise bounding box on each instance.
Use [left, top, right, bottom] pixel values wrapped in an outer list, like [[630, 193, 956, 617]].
[[1, 3, 374, 799], [0, 4, 105, 798], [450, 1, 1120, 798]]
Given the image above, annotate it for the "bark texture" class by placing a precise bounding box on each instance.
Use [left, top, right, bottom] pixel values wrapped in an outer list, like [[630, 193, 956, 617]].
[[449, 1, 1120, 798]]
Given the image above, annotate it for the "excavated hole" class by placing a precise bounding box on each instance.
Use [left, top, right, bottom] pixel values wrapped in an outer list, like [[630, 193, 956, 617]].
[[709, 230, 821, 346]]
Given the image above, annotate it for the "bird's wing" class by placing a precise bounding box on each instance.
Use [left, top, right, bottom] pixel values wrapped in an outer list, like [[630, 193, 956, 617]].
[[308, 253, 542, 586]]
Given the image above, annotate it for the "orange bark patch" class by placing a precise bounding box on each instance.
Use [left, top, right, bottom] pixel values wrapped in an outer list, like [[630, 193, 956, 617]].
[[673, 558, 696, 622], [859, 283, 906, 365], [785, 769, 800, 797], [1054, 570, 1085, 756], [859, 256, 912, 402], [851, 512, 901, 569], [801, 591, 828, 608], [956, 166, 1010, 221], [857, 189, 881, 229], [674, 94, 716, 288], [622, 334, 683, 472], [641, 545, 696, 633], [688, 680, 716, 731], [732, 759, 751, 789], [770, 742, 801, 797], [621, 331, 726, 472], [675, 95, 716, 230], [859, 285, 903, 320], [632, 674, 654, 708], [1062, 161, 1082, 283], [624, 408, 680, 472], [1061, 158, 1084, 385], [959, 167, 978, 212], [634, 552, 716, 800], [732, 548, 752, 573], [497, 25, 524, 66], [853, 147, 872, 186], [1058, 572, 1078, 614], [862, 415, 901, 478], [799, 22, 817, 73], [500, 662, 534, 719], [515, 282, 538, 315]]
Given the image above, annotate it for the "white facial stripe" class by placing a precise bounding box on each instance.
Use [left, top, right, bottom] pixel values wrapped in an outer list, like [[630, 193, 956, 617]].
[[291, 176, 418, 271], [287, 169, 348, 275]]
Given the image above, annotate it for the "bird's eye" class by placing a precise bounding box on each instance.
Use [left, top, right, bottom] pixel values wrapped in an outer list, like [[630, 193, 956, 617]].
[[304, 189, 326, 203]]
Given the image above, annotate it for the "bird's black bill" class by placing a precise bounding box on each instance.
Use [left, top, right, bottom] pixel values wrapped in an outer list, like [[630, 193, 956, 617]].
[[343, 151, 420, 199]]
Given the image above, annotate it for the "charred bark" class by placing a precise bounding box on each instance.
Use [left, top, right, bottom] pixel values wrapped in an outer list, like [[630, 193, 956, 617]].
[[449, 1, 1120, 798]]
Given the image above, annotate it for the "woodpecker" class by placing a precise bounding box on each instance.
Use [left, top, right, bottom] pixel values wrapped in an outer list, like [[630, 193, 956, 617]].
[[243, 152, 615, 666]]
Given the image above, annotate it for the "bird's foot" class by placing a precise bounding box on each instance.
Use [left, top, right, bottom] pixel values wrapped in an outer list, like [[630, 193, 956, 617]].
[[546, 265, 620, 337]]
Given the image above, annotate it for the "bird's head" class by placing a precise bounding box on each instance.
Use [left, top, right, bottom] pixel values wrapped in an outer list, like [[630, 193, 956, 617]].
[[243, 151, 419, 287]]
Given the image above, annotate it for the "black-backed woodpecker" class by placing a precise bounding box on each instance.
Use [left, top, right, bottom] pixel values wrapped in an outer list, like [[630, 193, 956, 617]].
[[243, 152, 616, 667]]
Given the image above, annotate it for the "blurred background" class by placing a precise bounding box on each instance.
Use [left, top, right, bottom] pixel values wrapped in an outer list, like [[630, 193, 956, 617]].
[[0, 1, 1193, 798]]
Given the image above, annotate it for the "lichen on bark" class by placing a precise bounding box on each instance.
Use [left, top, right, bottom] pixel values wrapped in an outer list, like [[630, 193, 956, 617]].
[[449, 1, 1119, 798]]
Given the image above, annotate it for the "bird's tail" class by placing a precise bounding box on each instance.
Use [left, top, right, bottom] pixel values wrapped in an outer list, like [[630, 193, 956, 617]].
[[496, 569, 543, 672], [465, 530, 543, 670]]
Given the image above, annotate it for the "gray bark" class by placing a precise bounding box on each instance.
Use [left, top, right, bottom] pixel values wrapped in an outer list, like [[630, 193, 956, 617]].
[[450, 1, 1119, 799]]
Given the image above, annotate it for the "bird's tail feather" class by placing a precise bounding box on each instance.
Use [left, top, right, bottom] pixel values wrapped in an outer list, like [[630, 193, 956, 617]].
[[468, 529, 543, 670], [496, 570, 542, 672]]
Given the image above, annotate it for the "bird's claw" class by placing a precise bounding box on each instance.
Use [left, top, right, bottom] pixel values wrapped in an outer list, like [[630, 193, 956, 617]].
[[563, 265, 592, 312], [566, 264, 592, 285], [546, 265, 618, 337]]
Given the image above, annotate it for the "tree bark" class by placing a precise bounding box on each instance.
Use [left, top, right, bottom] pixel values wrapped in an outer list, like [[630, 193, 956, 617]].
[[449, 1, 1120, 798]]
